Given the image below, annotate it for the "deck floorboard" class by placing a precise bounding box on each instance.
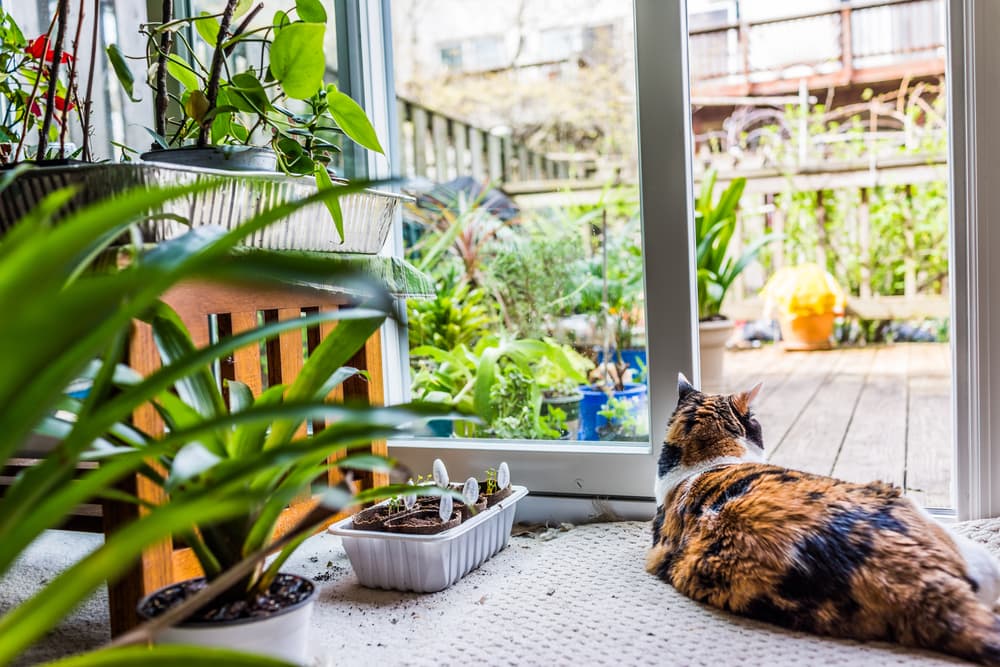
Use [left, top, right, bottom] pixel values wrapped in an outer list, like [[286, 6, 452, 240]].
[[717, 343, 951, 508]]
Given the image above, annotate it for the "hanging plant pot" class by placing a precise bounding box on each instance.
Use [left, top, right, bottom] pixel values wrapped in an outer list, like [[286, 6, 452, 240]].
[[0, 163, 148, 233], [137, 573, 316, 664], [145, 163, 408, 254], [140, 145, 278, 172], [778, 312, 836, 350]]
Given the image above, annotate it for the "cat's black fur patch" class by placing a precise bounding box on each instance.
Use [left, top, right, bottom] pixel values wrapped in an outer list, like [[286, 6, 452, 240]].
[[658, 444, 683, 476]]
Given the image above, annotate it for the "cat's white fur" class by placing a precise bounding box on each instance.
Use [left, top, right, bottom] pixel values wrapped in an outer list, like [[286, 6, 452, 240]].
[[911, 502, 1000, 607], [654, 441, 763, 507]]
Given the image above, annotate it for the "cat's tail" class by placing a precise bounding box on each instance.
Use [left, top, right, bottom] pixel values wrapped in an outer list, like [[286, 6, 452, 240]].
[[921, 597, 1000, 666]]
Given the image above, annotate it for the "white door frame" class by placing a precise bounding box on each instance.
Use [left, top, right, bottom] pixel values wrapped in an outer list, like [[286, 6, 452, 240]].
[[947, 0, 1000, 521]]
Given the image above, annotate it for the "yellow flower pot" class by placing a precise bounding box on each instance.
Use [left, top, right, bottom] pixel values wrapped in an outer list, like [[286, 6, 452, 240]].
[[778, 312, 836, 351]]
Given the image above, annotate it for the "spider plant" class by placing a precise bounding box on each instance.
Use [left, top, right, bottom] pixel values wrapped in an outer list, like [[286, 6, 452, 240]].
[[0, 170, 457, 665]]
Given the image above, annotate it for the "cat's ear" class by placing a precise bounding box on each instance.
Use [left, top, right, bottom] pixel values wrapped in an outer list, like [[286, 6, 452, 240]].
[[678, 372, 696, 400], [733, 381, 764, 413]]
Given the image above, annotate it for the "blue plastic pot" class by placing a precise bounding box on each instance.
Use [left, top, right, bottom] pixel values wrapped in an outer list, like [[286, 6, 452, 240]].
[[578, 383, 648, 441], [595, 348, 648, 381]]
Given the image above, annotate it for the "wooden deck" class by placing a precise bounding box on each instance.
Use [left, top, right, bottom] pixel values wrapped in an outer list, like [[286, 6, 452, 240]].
[[711, 343, 952, 509]]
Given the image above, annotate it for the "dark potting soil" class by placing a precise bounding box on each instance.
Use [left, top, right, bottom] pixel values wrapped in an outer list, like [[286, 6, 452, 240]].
[[139, 573, 314, 624], [383, 508, 462, 534]]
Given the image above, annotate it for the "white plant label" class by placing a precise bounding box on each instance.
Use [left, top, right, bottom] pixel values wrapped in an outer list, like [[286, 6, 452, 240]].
[[439, 492, 453, 522], [403, 480, 416, 510], [462, 477, 479, 505], [498, 462, 510, 489], [432, 458, 449, 487]]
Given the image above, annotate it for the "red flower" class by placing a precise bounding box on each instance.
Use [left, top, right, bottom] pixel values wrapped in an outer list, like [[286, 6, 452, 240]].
[[28, 100, 41, 117], [25, 36, 74, 64], [54, 95, 74, 112]]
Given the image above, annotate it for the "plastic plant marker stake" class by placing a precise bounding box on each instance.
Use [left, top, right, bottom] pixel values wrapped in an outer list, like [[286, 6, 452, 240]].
[[497, 462, 510, 489], [432, 458, 449, 487], [462, 477, 479, 505], [439, 493, 453, 522], [403, 480, 416, 511]]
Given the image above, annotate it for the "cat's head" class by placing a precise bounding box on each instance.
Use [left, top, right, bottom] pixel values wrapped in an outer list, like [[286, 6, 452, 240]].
[[660, 372, 764, 473]]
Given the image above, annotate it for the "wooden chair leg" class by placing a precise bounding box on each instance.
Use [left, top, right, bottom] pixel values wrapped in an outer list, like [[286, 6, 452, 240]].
[[104, 474, 174, 636]]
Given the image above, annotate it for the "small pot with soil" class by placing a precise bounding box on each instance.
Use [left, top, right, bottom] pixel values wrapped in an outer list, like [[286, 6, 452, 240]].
[[479, 462, 514, 507], [383, 507, 463, 535], [137, 573, 316, 664]]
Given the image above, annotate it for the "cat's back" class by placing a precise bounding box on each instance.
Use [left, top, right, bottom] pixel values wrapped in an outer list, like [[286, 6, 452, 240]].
[[650, 462, 969, 636]]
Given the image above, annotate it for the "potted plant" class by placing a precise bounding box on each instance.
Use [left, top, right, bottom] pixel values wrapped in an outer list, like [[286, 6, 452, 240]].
[[536, 347, 594, 440], [117, 0, 383, 174], [411, 335, 587, 440], [695, 170, 778, 388], [0, 171, 430, 664], [119, 291, 453, 662], [104, 0, 404, 254], [0, 3, 157, 228], [762, 263, 846, 350], [330, 459, 527, 593], [579, 364, 647, 442]]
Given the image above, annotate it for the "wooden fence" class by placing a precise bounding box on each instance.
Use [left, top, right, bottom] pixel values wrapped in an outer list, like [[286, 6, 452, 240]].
[[395, 97, 583, 185]]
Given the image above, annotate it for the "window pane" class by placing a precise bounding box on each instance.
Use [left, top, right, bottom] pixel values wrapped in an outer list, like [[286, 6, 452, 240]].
[[392, 1, 647, 445]]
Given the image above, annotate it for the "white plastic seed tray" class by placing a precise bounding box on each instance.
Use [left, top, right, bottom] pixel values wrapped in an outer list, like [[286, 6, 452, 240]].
[[329, 485, 528, 593]]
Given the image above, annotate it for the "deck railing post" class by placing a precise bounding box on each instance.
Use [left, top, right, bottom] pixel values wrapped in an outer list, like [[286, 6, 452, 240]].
[[859, 187, 873, 299], [431, 113, 449, 181], [412, 105, 428, 178], [469, 129, 485, 181], [453, 121, 468, 178], [487, 133, 502, 183]]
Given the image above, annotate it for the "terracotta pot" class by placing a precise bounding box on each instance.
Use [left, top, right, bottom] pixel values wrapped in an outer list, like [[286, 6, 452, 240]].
[[699, 318, 735, 391], [779, 312, 835, 350]]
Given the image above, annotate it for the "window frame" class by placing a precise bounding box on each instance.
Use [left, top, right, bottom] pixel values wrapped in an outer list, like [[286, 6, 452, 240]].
[[353, 0, 997, 522], [369, 0, 699, 507]]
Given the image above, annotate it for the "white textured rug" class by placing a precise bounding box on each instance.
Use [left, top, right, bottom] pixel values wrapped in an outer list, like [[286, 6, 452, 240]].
[[5, 520, 1000, 666]]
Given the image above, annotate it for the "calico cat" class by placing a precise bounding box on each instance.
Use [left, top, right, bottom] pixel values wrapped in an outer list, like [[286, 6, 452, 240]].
[[648, 373, 1000, 665]]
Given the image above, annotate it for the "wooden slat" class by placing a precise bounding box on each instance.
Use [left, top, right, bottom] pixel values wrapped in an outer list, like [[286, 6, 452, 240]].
[[412, 106, 428, 177], [453, 121, 468, 176], [905, 344, 952, 507], [469, 129, 485, 180], [754, 348, 844, 449], [768, 348, 871, 474], [277, 308, 306, 438], [231, 311, 263, 398], [487, 134, 502, 183], [831, 345, 910, 486], [432, 114, 449, 181]]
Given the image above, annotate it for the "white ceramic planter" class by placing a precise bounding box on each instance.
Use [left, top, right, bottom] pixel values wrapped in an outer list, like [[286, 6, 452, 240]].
[[699, 318, 735, 392], [329, 485, 528, 593], [138, 574, 316, 665]]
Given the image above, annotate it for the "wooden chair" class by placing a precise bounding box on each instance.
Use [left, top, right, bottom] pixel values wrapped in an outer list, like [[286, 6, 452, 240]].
[[104, 279, 388, 634]]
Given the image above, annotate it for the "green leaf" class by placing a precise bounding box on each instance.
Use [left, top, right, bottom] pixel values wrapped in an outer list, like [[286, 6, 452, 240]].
[[314, 164, 344, 242], [44, 645, 294, 666], [194, 12, 220, 45], [106, 44, 140, 102], [273, 9, 290, 30], [144, 127, 169, 149], [229, 72, 270, 114], [233, 0, 255, 19], [296, 0, 327, 23], [326, 85, 384, 154], [166, 53, 200, 91], [269, 23, 325, 99]]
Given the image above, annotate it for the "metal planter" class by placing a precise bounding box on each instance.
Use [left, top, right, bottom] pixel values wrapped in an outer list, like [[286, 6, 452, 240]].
[[0, 162, 406, 254]]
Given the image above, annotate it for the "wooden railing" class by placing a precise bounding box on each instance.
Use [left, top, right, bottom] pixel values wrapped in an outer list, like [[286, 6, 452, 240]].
[[715, 155, 949, 319], [689, 0, 945, 96], [395, 97, 583, 185]]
